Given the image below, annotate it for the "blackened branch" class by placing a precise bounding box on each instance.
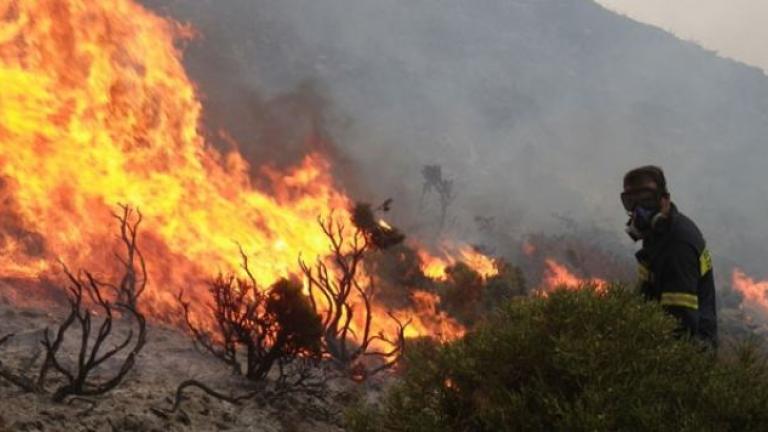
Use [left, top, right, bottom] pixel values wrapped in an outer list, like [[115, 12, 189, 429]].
[[299, 211, 410, 380]]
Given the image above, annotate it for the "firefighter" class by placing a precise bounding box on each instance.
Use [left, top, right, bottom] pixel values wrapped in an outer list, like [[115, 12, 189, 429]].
[[621, 166, 717, 347]]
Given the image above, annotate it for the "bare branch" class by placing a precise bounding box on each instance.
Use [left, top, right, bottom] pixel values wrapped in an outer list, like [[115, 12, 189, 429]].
[[178, 288, 241, 375], [43, 261, 147, 402], [178, 253, 322, 385], [170, 379, 258, 412], [0, 205, 147, 402], [111, 204, 147, 309], [299, 211, 410, 379]]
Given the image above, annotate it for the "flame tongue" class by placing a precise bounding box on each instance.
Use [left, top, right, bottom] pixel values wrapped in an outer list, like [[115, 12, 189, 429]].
[[541, 259, 606, 292], [418, 244, 499, 281], [0, 0, 351, 308], [732, 269, 768, 312], [0, 0, 477, 342]]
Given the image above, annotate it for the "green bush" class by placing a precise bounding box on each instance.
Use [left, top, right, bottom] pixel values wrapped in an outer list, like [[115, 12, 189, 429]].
[[348, 286, 768, 432]]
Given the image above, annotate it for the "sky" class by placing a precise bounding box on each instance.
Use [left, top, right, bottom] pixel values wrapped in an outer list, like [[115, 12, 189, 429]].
[[595, 0, 768, 74]]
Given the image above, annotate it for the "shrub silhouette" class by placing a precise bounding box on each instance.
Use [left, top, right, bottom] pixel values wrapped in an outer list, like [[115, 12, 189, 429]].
[[180, 274, 323, 382], [348, 285, 768, 432], [173, 274, 326, 411], [436, 260, 527, 327]]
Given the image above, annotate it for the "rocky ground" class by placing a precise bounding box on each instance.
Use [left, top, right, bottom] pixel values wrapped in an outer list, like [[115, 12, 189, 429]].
[[0, 294, 368, 432], [1, 278, 763, 432]]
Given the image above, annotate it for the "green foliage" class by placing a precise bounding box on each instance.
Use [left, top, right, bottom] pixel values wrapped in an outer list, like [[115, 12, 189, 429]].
[[349, 286, 768, 432]]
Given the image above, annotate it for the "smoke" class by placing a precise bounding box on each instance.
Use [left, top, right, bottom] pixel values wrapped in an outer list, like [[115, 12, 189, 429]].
[[142, 0, 768, 279]]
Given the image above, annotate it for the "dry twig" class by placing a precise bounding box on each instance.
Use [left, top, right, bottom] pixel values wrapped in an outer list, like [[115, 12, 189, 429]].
[[0, 205, 148, 402], [299, 214, 409, 379]]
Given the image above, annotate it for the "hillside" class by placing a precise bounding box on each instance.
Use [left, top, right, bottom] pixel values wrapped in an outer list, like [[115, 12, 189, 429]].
[[144, 0, 768, 277]]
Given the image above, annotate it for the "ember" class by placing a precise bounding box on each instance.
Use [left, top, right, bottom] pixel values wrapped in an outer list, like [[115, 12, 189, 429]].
[[541, 258, 607, 292]]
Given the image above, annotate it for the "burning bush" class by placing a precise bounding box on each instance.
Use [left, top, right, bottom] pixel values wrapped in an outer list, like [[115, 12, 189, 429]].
[[348, 286, 768, 431], [482, 260, 527, 309], [363, 243, 429, 310], [351, 202, 405, 250], [433, 259, 527, 327], [171, 204, 412, 407], [178, 251, 324, 395], [300, 211, 410, 380], [171, 253, 328, 411], [435, 262, 485, 326]]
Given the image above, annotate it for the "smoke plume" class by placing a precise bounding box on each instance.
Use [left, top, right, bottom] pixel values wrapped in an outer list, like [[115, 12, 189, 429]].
[[143, 0, 768, 279]]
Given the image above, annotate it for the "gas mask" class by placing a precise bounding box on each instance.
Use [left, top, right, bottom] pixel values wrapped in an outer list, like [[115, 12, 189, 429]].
[[621, 188, 666, 242]]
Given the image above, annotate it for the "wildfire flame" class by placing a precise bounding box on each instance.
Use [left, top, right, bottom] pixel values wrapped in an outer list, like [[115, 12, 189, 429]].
[[0, 0, 476, 344], [407, 290, 466, 340], [541, 259, 606, 292], [418, 244, 499, 281], [0, 0, 349, 312], [732, 268, 768, 312]]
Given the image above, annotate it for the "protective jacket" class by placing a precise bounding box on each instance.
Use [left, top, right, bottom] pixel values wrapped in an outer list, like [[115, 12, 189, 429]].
[[635, 204, 717, 346]]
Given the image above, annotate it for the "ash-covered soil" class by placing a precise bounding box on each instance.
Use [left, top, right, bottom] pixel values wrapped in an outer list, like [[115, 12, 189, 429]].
[[0, 293, 364, 432]]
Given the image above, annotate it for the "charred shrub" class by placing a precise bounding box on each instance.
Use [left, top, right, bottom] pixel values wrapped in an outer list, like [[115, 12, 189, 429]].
[[300, 210, 410, 380], [266, 278, 324, 360], [174, 263, 327, 410], [180, 266, 323, 382], [436, 262, 484, 326], [349, 286, 768, 432], [435, 259, 526, 327], [482, 260, 527, 309], [0, 205, 147, 403], [351, 202, 405, 250], [363, 244, 428, 310]]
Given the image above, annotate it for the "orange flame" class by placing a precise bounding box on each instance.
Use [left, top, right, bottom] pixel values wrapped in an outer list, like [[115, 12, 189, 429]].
[[541, 259, 606, 292], [418, 244, 499, 281], [732, 268, 768, 312], [0, 0, 350, 315], [0, 0, 481, 344], [419, 250, 453, 280], [407, 290, 466, 340]]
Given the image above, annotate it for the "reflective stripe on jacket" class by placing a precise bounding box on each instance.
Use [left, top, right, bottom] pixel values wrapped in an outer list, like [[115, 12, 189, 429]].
[[635, 204, 717, 346]]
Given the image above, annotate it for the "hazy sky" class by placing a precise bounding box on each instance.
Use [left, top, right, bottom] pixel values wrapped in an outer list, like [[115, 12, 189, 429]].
[[596, 0, 768, 73]]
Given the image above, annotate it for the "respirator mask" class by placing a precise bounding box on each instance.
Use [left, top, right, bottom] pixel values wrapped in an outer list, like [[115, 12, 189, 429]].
[[621, 188, 666, 242]]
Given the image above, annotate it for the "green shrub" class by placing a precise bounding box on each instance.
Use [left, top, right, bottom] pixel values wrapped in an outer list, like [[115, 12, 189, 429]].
[[348, 286, 768, 432]]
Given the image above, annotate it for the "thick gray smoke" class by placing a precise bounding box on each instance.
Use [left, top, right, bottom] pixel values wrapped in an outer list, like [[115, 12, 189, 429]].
[[144, 0, 768, 280]]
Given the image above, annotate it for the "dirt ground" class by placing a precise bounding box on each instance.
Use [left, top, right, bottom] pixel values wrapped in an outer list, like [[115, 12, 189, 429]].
[[0, 293, 364, 432]]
